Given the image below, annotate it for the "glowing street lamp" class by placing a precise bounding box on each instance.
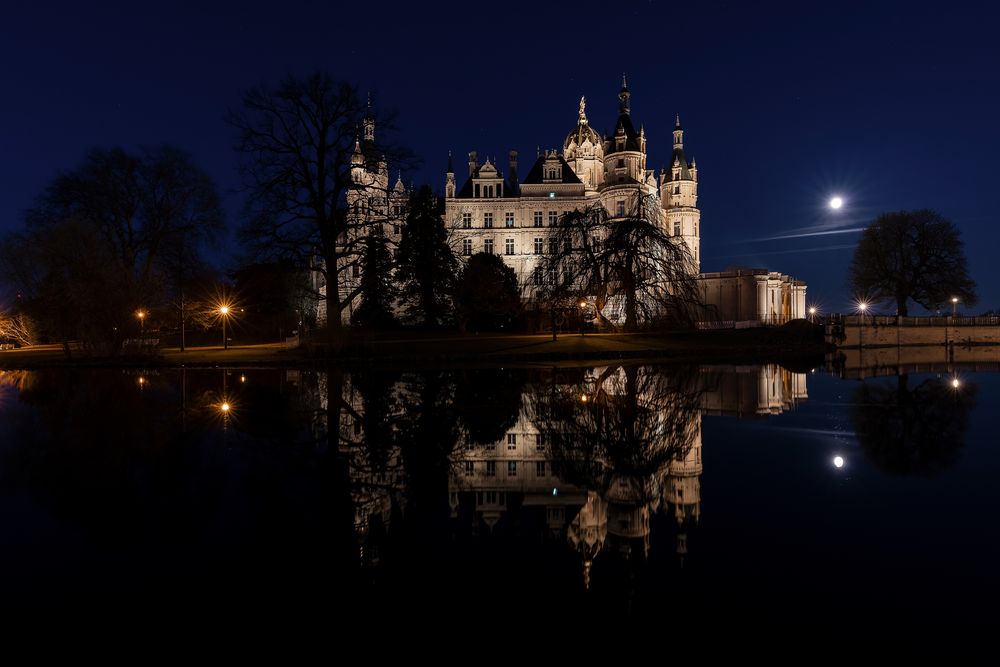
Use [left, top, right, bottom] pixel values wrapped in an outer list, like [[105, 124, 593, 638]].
[[808, 306, 817, 323], [857, 300, 869, 348], [136, 309, 146, 336], [951, 296, 959, 318], [219, 305, 230, 350]]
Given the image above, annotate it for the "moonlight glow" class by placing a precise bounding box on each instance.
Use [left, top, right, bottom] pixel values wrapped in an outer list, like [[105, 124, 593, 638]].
[[833, 456, 844, 468], [829, 196, 843, 209]]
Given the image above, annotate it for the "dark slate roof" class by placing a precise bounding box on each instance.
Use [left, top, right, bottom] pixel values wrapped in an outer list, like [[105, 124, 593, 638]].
[[521, 154, 583, 185], [455, 165, 520, 199], [564, 122, 602, 150], [671, 146, 692, 179], [606, 113, 642, 153]]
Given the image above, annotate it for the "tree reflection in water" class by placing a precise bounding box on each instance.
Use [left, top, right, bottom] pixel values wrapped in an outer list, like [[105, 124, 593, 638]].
[[853, 373, 977, 477]]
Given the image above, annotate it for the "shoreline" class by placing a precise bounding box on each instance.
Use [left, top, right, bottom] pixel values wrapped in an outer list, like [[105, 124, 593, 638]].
[[0, 329, 826, 371]]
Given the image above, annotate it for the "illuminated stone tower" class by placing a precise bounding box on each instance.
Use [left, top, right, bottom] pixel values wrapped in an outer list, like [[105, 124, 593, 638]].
[[661, 115, 701, 272]]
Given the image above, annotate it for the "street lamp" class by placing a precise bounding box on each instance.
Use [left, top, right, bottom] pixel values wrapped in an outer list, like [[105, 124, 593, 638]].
[[219, 305, 230, 350], [136, 309, 145, 337], [808, 306, 817, 323], [579, 300, 588, 337], [951, 296, 959, 318], [857, 301, 868, 349]]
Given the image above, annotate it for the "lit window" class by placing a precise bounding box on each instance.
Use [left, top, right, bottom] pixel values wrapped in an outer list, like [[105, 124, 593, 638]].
[[505, 212, 514, 228], [534, 238, 543, 254], [533, 211, 543, 227], [484, 213, 493, 228], [462, 239, 472, 256], [548, 211, 557, 226], [505, 238, 514, 255], [462, 212, 471, 229], [507, 461, 517, 476], [484, 238, 494, 254]]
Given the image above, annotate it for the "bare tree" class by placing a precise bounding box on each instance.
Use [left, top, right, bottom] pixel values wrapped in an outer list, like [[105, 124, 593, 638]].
[[228, 72, 413, 347], [532, 194, 704, 332], [0, 311, 35, 347]]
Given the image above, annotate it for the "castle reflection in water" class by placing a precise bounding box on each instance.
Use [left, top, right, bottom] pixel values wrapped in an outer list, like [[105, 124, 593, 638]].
[[333, 364, 808, 584]]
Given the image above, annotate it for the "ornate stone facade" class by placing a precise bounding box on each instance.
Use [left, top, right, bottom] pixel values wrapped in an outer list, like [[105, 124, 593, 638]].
[[444, 79, 807, 324]]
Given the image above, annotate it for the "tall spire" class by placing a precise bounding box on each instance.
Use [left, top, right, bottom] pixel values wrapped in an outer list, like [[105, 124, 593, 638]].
[[578, 96, 588, 124], [363, 92, 375, 142], [447, 150, 453, 173], [675, 113, 681, 129], [618, 74, 631, 115]]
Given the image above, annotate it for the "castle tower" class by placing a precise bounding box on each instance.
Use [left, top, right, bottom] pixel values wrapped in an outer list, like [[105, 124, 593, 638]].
[[445, 151, 456, 199], [562, 96, 604, 192], [661, 114, 701, 272], [363, 93, 375, 143], [599, 76, 654, 221]]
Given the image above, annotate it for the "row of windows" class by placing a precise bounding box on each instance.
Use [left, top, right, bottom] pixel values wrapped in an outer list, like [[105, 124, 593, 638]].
[[481, 433, 550, 451], [463, 460, 551, 477], [461, 211, 562, 229]]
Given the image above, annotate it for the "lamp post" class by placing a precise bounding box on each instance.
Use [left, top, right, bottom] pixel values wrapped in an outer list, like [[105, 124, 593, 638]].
[[579, 300, 587, 337], [137, 310, 145, 337], [951, 297, 959, 318], [858, 301, 867, 348], [808, 306, 817, 324], [219, 305, 230, 350]]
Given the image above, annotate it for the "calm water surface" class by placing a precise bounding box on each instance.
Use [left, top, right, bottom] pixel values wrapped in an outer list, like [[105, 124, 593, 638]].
[[1, 364, 996, 625]]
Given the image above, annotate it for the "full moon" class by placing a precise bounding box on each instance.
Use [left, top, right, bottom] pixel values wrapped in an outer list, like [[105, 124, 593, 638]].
[[829, 196, 843, 209], [833, 456, 844, 468]]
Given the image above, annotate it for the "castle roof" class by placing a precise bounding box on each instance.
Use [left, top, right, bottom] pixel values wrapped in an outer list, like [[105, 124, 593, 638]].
[[522, 154, 583, 185]]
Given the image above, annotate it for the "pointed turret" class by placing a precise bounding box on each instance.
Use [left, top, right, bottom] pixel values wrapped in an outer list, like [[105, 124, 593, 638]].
[[363, 92, 375, 142], [393, 170, 406, 194], [445, 151, 456, 198], [618, 72, 630, 115]]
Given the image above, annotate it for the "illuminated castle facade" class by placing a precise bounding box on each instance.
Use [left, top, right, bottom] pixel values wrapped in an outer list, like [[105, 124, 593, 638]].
[[443, 78, 807, 325]]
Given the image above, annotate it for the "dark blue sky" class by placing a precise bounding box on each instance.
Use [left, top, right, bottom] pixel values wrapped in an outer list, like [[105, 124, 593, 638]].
[[2, 0, 997, 313]]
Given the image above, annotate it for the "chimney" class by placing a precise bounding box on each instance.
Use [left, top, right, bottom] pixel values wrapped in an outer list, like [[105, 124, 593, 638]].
[[508, 150, 518, 195]]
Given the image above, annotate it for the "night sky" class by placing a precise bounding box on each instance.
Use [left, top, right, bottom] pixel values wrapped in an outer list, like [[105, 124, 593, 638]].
[[3, 0, 997, 313]]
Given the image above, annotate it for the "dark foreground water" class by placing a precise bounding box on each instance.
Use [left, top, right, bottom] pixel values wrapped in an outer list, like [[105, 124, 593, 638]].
[[1, 364, 997, 627]]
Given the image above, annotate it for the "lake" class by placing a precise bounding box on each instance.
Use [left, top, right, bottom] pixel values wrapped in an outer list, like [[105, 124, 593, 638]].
[[1, 362, 997, 627]]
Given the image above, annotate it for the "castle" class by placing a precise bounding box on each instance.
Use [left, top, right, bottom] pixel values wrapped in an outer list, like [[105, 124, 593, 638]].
[[327, 78, 807, 326]]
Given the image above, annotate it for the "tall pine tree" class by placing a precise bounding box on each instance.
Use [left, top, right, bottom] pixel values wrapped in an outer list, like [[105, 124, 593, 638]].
[[352, 232, 398, 329], [395, 187, 457, 327]]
